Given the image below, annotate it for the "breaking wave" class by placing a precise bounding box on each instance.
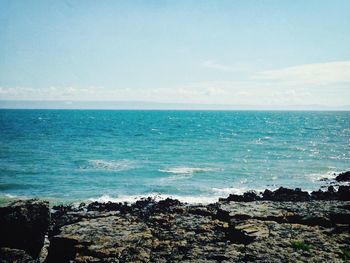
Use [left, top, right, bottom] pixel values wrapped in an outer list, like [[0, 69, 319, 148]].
[[85, 159, 136, 171], [89, 193, 220, 204], [159, 167, 220, 175]]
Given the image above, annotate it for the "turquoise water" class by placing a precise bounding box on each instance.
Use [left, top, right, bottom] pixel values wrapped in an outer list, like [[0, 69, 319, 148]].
[[0, 110, 349, 204]]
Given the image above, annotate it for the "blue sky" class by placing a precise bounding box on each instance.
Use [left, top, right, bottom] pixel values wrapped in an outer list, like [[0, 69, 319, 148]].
[[0, 0, 349, 107]]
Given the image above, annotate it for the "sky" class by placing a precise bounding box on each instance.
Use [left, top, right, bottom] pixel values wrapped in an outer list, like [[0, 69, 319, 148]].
[[0, 0, 350, 108]]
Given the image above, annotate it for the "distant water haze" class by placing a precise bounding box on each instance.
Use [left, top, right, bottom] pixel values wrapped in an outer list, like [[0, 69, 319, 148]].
[[1, 100, 350, 111]]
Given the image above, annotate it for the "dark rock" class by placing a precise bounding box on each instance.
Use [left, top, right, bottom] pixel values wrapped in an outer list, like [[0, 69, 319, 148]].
[[328, 185, 336, 192], [335, 171, 350, 182], [262, 187, 311, 202], [155, 198, 182, 210], [311, 187, 338, 200], [216, 208, 231, 222], [221, 191, 260, 202], [338, 186, 350, 201], [46, 237, 79, 263], [0, 247, 36, 263], [86, 201, 129, 212], [0, 199, 50, 258], [188, 206, 213, 217], [225, 224, 256, 245]]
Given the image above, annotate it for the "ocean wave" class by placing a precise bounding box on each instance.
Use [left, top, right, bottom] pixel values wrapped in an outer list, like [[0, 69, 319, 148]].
[[211, 187, 248, 195], [0, 193, 26, 205], [86, 159, 136, 171], [307, 171, 337, 182], [89, 193, 220, 204], [159, 167, 220, 175], [308, 170, 350, 182]]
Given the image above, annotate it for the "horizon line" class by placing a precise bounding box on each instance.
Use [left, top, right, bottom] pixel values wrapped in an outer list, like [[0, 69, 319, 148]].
[[0, 100, 349, 111]]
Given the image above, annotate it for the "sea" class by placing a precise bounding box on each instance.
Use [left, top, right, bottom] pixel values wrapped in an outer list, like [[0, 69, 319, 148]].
[[0, 110, 349, 205]]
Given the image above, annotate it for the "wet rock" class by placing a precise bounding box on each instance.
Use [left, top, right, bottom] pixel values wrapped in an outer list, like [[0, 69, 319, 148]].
[[220, 191, 260, 202], [335, 171, 350, 182], [0, 199, 50, 258], [262, 187, 311, 202]]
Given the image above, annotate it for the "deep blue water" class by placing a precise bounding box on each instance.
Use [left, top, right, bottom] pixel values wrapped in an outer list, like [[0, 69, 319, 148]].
[[0, 110, 349, 204]]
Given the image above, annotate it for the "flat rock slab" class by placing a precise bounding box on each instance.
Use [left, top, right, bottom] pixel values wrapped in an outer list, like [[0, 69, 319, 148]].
[[47, 201, 350, 262], [218, 200, 350, 227]]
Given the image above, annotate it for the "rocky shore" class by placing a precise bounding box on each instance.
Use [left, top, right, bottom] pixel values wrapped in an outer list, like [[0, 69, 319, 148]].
[[1, 172, 350, 262]]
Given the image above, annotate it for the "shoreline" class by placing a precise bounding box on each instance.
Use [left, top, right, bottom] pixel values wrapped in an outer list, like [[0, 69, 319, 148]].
[[0, 171, 349, 262], [1, 170, 349, 207]]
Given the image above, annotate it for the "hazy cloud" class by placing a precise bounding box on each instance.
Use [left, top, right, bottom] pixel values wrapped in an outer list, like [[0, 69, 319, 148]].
[[254, 61, 350, 86], [1, 61, 349, 107]]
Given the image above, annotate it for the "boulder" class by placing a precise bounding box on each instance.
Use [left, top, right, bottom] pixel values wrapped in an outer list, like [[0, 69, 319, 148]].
[[335, 171, 350, 182], [0, 199, 50, 258], [262, 187, 311, 202], [220, 191, 260, 202]]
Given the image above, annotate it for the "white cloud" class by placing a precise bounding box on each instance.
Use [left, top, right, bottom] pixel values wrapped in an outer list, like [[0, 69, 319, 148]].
[[0, 86, 103, 100], [254, 61, 350, 86], [1, 61, 349, 107]]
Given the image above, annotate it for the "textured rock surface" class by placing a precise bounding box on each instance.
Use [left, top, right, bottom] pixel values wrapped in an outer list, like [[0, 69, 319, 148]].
[[46, 198, 350, 262], [217, 200, 350, 227], [0, 199, 50, 259], [1, 186, 350, 262]]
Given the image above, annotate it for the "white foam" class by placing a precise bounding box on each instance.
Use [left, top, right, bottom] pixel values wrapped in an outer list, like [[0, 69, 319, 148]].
[[211, 187, 247, 195], [159, 167, 220, 175], [307, 171, 337, 182], [160, 174, 193, 182], [87, 159, 136, 171], [89, 193, 220, 204], [4, 193, 17, 198], [255, 138, 264, 144], [211, 186, 268, 196]]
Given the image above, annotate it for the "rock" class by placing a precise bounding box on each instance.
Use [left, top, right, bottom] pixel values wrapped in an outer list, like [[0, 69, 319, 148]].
[[335, 171, 350, 182], [220, 185, 348, 203], [217, 200, 350, 227], [153, 198, 182, 211], [86, 201, 130, 212], [226, 219, 269, 244], [0, 247, 36, 263], [337, 186, 350, 201], [47, 214, 150, 262], [262, 187, 311, 202], [241, 221, 348, 262], [311, 186, 338, 200], [0, 199, 50, 259], [47, 198, 350, 262], [220, 191, 260, 202]]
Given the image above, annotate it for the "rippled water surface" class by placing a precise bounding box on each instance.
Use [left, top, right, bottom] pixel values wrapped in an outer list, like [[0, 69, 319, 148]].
[[0, 110, 349, 203]]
